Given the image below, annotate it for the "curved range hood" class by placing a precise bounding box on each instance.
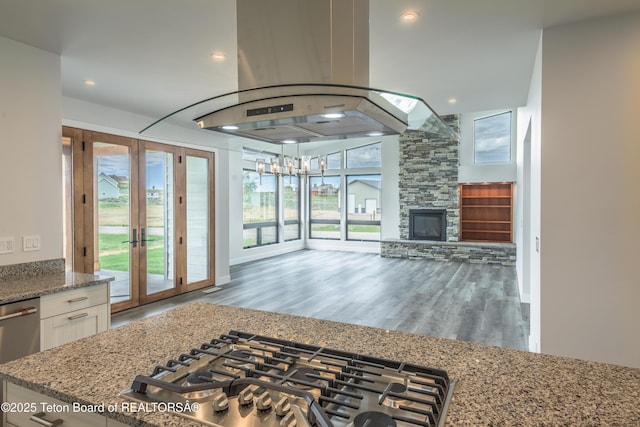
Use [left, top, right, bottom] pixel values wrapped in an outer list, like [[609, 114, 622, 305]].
[[140, 0, 456, 144]]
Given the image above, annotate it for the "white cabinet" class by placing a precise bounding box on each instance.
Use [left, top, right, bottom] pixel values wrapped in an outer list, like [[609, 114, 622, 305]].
[[2, 382, 133, 427], [40, 283, 110, 351], [4, 382, 107, 427]]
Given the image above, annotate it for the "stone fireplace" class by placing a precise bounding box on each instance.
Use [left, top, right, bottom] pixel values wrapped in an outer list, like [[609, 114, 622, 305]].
[[380, 114, 516, 265], [409, 209, 447, 241], [397, 115, 460, 241]]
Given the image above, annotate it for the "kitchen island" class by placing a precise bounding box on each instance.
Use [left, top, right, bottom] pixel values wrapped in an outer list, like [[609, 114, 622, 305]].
[[1, 302, 639, 426]]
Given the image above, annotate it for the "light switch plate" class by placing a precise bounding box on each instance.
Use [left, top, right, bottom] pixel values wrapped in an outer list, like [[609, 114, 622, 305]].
[[0, 236, 15, 254], [23, 235, 41, 252]]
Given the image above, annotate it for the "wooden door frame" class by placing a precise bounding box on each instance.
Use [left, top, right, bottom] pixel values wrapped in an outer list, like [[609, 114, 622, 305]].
[[87, 131, 140, 312], [182, 148, 216, 291], [63, 127, 216, 312], [138, 140, 181, 305]]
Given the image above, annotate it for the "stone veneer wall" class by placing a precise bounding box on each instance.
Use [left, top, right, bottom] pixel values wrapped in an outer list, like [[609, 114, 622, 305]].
[[398, 115, 460, 241], [382, 114, 516, 266], [381, 240, 516, 266]]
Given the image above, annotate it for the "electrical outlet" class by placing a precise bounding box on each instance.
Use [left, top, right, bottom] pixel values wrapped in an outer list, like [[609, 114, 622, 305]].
[[0, 236, 15, 254], [23, 235, 41, 252]]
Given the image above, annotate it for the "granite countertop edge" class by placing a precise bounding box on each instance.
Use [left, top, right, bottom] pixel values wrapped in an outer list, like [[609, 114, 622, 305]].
[[0, 272, 114, 305]]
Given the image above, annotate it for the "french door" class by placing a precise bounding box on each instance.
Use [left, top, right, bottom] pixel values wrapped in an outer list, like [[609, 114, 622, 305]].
[[63, 127, 215, 312]]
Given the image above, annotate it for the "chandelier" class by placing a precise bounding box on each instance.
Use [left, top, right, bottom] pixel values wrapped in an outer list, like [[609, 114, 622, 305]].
[[255, 143, 325, 183]]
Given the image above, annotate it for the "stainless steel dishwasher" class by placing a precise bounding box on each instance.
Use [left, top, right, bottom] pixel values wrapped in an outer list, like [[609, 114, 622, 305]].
[[0, 298, 40, 364]]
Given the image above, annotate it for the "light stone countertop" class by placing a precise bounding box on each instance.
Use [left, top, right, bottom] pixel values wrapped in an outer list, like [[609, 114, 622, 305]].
[[1, 302, 639, 426], [0, 271, 113, 304]]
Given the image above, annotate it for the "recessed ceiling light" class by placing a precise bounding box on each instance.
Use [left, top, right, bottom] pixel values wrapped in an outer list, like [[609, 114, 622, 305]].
[[221, 125, 239, 130], [448, 98, 457, 104], [211, 52, 226, 62], [282, 139, 296, 144], [321, 113, 345, 119], [401, 11, 420, 23], [84, 80, 96, 86], [367, 131, 384, 137]]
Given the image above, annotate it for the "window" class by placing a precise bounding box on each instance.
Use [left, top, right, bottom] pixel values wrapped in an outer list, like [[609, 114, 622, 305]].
[[346, 143, 381, 168], [283, 176, 301, 241], [474, 111, 511, 163], [346, 175, 381, 241], [243, 170, 278, 247], [308, 142, 383, 242], [326, 152, 341, 169], [309, 176, 341, 239]]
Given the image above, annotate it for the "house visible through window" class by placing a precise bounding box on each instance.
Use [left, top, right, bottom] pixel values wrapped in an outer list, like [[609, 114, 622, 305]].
[[242, 170, 278, 248], [308, 142, 383, 242], [474, 111, 511, 163], [283, 176, 300, 241], [309, 176, 341, 239], [346, 174, 381, 241]]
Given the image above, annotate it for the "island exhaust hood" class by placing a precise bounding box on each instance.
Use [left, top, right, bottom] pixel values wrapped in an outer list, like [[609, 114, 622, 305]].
[[140, 0, 455, 144]]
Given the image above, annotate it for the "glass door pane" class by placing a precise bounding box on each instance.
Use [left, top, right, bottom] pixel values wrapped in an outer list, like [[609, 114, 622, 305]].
[[144, 149, 175, 296], [186, 155, 210, 285], [62, 137, 73, 272], [93, 142, 134, 306]]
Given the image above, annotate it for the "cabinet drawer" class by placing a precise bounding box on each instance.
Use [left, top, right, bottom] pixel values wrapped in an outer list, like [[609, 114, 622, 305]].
[[40, 304, 109, 351], [40, 283, 108, 318], [5, 382, 106, 427]]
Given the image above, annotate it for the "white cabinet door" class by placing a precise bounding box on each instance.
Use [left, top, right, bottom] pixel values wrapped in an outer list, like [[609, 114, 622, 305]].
[[40, 283, 110, 351], [41, 304, 109, 350], [4, 382, 106, 427]]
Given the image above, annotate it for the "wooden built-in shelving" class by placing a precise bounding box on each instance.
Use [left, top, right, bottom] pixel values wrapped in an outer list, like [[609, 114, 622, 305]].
[[459, 183, 513, 243]]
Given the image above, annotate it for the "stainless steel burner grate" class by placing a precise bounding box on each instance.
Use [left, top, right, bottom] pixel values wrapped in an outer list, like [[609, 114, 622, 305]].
[[120, 331, 455, 427]]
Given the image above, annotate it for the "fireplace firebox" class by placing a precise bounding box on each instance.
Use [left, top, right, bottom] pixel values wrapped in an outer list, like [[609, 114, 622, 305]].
[[409, 209, 447, 241]]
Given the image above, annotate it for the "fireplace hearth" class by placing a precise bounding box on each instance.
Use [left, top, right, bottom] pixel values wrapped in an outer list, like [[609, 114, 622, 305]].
[[409, 209, 447, 241]]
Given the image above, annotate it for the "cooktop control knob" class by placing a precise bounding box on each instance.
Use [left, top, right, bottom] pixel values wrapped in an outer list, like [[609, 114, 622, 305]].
[[280, 411, 297, 427], [211, 392, 229, 412], [238, 387, 254, 406], [256, 390, 273, 411], [275, 396, 291, 417]]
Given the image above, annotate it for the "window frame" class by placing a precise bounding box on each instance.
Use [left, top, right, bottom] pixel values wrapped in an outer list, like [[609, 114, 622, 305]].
[[308, 175, 342, 240], [473, 111, 512, 164], [283, 175, 301, 242], [242, 169, 279, 248], [345, 174, 382, 242]]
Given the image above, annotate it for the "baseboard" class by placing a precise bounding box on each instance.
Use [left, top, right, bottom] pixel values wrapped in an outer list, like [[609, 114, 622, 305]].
[[529, 334, 539, 353], [215, 274, 231, 285]]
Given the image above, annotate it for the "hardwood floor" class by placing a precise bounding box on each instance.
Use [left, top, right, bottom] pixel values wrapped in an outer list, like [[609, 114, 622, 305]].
[[112, 249, 530, 351]]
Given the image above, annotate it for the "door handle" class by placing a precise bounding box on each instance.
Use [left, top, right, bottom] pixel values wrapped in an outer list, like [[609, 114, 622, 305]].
[[67, 312, 89, 321], [121, 228, 138, 247], [0, 307, 37, 322], [29, 412, 63, 427]]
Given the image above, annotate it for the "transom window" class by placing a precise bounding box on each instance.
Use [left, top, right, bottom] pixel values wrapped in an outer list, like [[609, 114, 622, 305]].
[[474, 111, 511, 163]]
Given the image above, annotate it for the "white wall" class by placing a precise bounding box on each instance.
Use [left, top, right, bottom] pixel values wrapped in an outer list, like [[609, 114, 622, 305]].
[[458, 109, 517, 183], [517, 34, 543, 351], [540, 13, 640, 368], [0, 37, 62, 266]]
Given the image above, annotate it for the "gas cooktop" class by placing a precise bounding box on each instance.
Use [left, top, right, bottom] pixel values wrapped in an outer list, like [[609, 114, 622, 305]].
[[120, 331, 454, 426]]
